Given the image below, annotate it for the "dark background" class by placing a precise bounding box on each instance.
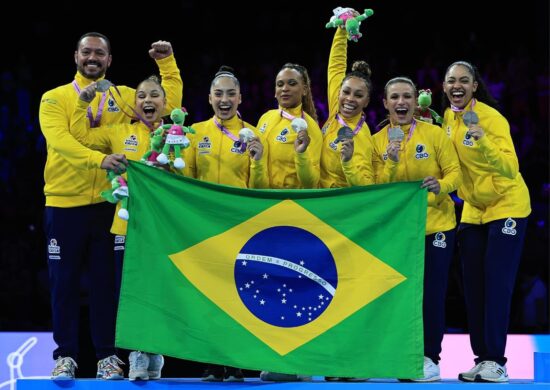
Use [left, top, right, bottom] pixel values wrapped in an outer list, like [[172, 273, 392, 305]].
[[0, 0, 548, 378]]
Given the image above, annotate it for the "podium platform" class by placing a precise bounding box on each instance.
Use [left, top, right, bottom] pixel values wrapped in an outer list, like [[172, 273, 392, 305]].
[[15, 378, 548, 390]]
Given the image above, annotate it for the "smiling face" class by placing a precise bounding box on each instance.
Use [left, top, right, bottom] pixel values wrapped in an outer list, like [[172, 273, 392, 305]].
[[275, 68, 305, 109], [134, 79, 166, 123], [338, 76, 370, 119], [74, 36, 112, 80], [209, 76, 241, 120], [383, 81, 416, 126], [443, 64, 478, 109]]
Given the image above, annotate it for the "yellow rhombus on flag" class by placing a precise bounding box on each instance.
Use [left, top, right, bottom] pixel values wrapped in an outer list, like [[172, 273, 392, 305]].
[[170, 199, 406, 355]]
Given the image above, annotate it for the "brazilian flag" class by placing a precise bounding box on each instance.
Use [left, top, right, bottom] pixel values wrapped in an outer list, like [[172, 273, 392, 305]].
[[116, 161, 426, 378]]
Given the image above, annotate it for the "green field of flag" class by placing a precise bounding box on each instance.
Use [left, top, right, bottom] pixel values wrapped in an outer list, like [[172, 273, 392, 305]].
[[116, 161, 426, 378]]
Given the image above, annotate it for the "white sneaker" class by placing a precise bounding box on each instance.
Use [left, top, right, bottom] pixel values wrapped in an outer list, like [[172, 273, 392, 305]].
[[148, 354, 164, 380], [260, 371, 311, 381], [411, 356, 440, 382], [475, 361, 508, 383], [129, 351, 150, 381], [51, 356, 77, 380], [96, 355, 124, 380], [458, 362, 484, 382]]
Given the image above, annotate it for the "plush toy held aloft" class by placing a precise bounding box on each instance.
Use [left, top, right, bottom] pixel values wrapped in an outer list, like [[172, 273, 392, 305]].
[[155, 108, 196, 169], [326, 7, 374, 42], [416, 89, 443, 125], [100, 170, 129, 220]]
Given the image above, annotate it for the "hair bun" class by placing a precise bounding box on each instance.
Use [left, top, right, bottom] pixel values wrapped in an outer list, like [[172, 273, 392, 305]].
[[215, 65, 236, 77], [351, 61, 372, 78]]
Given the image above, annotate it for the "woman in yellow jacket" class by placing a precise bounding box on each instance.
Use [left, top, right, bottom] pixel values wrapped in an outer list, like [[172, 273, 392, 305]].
[[442, 61, 530, 383], [185, 66, 267, 382], [320, 17, 374, 383], [320, 22, 374, 188], [185, 66, 267, 190], [71, 73, 182, 382], [256, 63, 322, 189], [257, 63, 320, 382], [372, 77, 462, 382]]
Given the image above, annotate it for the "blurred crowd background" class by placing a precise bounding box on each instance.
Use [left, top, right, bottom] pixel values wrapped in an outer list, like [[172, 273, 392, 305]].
[[0, 0, 547, 377]]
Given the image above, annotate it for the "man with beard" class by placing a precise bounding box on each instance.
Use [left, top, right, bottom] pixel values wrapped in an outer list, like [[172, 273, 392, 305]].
[[39, 33, 182, 380]]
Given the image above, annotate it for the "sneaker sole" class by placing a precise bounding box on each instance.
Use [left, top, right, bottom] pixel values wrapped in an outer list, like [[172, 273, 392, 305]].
[[474, 375, 509, 383], [224, 377, 245, 382], [458, 374, 476, 382], [202, 376, 223, 382], [148, 371, 161, 380], [129, 373, 149, 381], [411, 376, 441, 382], [51, 376, 74, 381], [97, 374, 124, 380]]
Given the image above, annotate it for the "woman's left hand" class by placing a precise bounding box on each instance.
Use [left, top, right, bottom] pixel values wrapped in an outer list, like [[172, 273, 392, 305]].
[[467, 124, 484, 140], [247, 138, 263, 161], [421, 176, 441, 194], [340, 139, 354, 162], [294, 130, 310, 153]]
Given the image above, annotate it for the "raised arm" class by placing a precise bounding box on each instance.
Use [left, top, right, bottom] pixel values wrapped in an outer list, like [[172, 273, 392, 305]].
[[150, 40, 183, 114], [327, 28, 348, 116]]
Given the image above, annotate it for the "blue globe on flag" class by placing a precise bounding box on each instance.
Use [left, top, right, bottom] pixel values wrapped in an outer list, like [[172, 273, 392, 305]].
[[235, 226, 338, 327]]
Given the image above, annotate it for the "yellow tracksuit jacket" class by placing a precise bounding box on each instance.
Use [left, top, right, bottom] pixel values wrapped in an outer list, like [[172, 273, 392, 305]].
[[70, 100, 158, 235], [257, 105, 322, 189], [185, 115, 268, 189], [372, 120, 462, 235], [442, 100, 531, 224]]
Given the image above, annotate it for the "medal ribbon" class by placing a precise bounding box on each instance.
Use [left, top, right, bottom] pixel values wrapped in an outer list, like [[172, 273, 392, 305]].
[[279, 109, 305, 121], [336, 113, 365, 135], [451, 98, 477, 113], [388, 118, 417, 143], [213, 116, 247, 152]]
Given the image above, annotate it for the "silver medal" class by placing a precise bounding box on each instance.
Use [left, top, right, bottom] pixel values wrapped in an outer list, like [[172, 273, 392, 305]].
[[335, 126, 354, 143], [388, 127, 404, 142], [96, 79, 113, 92], [238, 128, 255, 143], [463, 111, 479, 127]]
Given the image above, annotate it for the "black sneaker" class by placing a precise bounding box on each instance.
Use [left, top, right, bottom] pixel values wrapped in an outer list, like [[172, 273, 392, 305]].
[[201, 365, 224, 382], [224, 367, 244, 382]]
